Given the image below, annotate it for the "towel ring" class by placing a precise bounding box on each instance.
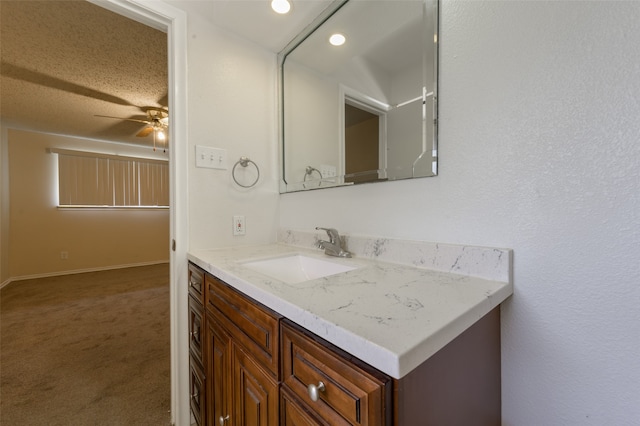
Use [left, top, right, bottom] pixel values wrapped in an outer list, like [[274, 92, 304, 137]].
[[232, 156, 260, 188], [303, 166, 322, 188]]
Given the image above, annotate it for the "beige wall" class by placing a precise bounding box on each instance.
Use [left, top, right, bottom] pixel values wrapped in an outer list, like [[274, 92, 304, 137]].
[[1, 124, 9, 284], [7, 128, 169, 279]]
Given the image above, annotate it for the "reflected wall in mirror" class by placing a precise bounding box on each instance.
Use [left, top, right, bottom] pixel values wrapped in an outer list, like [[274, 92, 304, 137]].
[[279, 0, 438, 192]]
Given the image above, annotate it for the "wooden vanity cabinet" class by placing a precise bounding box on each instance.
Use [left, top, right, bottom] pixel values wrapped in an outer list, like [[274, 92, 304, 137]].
[[204, 307, 280, 426], [188, 263, 207, 425], [188, 262, 502, 425], [393, 307, 501, 426], [201, 268, 281, 426]]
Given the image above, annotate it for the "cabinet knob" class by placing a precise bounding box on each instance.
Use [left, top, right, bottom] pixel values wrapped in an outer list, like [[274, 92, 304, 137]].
[[219, 415, 230, 426], [307, 381, 326, 401]]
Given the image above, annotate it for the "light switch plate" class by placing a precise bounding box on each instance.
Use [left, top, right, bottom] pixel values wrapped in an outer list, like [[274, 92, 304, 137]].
[[319, 164, 337, 178], [195, 145, 228, 170]]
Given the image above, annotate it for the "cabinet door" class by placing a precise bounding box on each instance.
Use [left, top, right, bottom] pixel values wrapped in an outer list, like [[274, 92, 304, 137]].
[[233, 344, 279, 426], [206, 315, 232, 426]]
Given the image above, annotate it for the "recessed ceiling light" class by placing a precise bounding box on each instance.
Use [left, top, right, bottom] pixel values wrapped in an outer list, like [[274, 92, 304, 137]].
[[329, 33, 346, 46], [271, 0, 291, 14]]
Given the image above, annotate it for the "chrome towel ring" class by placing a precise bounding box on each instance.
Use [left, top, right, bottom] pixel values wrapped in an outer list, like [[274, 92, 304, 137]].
[[303, 166, 322, 188], [232, 156, 260, 188]]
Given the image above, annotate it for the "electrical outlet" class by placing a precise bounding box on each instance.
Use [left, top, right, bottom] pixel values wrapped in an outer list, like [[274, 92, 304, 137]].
[[233, 215, 246, 236], [60, 251, 68, 260]]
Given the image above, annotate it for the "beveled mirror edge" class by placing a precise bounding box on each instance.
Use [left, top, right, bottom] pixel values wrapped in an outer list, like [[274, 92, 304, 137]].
[[277, 0, 349, 193], [278, 0, 440, 194], [431, 0, 440, 179]]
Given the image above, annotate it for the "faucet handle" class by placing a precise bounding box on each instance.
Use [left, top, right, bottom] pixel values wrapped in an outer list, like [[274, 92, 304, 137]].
[[315, 227, 339, 243]]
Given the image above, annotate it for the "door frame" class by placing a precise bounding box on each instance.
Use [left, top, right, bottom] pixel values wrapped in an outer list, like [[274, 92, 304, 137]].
[[88, 1, 189, 424], [339, 85, 388, 181]]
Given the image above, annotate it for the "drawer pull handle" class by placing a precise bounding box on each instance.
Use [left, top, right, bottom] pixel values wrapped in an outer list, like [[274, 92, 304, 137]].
[[307, 381, 326, 401], [219, 415, 230, 425]]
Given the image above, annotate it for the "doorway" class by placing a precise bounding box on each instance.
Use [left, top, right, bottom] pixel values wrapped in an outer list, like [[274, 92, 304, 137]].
[[88, 2, 189, 424], [343, 96, 388, 183], [1, 0, 189, 424], [345, 103, 381, 184]]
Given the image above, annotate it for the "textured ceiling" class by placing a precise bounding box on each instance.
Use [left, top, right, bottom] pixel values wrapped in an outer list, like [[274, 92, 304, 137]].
[[0, 0, 333, 150], [0, 0, 168, 148]]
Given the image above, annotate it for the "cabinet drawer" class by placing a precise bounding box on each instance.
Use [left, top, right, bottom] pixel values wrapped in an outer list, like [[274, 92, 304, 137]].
[[281, 321, 391, 426], [281, 387, 327, 426], [188, 295, 204, 365], [188, 262, 205, 305], [205, 274, 281, 376], [189, 355, 206, 426]]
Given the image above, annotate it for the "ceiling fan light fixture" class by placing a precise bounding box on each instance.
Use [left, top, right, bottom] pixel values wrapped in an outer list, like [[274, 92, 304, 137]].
[[94, 106, 168, 150], [271, 0, 291, 14]]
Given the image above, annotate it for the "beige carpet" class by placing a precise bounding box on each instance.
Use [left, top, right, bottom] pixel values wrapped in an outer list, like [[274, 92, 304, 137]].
[[1, 264, 171, 425]]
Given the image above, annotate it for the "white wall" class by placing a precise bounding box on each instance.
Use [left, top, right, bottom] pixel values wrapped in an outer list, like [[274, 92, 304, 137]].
[[177, 8, 280, 250], [280, 1, 640, 424], [284, 61, 341, 184]]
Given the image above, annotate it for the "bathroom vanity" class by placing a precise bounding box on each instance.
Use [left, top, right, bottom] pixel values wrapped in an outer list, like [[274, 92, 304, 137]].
[[187, 230, 513, 425]]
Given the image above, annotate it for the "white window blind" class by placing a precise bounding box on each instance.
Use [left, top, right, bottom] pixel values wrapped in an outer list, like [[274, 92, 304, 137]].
[[52, 149, 169, 207]]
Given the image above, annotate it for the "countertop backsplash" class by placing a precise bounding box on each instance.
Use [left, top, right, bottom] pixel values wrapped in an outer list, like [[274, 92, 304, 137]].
[[278, 228, 512, 284]]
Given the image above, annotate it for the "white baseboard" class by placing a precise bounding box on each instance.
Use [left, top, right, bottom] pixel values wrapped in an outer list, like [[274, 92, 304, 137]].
[[0, 260, 169, 289]]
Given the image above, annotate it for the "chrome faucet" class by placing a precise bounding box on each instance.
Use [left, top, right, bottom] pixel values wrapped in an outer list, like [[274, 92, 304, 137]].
[[316, 227, 351, 258]]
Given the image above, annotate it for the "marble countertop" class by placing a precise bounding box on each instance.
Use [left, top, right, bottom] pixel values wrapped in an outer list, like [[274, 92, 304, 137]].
[[188, 232, 513, 379]]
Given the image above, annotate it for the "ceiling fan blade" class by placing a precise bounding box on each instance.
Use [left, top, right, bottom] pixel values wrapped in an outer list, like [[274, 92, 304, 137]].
[[157, 94, 169, 108], [136, 127, 154, 137], [94, 114, 150, 125], [2, 62, 139, 107]]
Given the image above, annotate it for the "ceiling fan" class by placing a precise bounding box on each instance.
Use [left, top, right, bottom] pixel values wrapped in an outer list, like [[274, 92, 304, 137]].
[[95, 107, 169, 151]]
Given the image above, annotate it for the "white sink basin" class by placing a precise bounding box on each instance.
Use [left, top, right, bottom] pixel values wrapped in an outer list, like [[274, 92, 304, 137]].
[[240, 254, 357, 284]]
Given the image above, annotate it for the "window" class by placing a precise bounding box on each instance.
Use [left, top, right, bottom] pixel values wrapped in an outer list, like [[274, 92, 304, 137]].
[[51, 149, 169, 207]]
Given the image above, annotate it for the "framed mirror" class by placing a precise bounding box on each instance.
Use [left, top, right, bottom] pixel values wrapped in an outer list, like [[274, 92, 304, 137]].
[[279, 0, 439, 193]]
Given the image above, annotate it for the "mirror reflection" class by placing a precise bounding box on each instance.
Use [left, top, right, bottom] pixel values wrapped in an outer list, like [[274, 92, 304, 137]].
[[280, 0, 438, 192]]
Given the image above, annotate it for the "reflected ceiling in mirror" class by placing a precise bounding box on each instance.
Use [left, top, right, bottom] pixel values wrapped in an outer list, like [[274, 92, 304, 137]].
[[279, 0, 439, 193]]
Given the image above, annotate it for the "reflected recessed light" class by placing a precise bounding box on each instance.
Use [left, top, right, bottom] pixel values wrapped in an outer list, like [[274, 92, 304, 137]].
[[329, 33, 346, 46], [271, 0, 291, 14]]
